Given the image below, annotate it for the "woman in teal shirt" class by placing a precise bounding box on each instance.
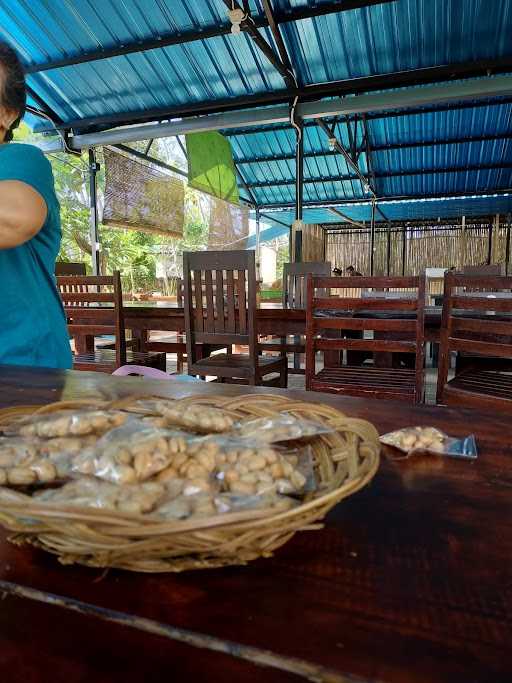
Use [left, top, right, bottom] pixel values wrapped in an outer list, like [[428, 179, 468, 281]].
[[0, 43, 72, 369]]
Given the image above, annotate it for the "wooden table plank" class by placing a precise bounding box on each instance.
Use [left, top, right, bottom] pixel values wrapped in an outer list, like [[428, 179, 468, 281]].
[[0, 366, 510, 683]]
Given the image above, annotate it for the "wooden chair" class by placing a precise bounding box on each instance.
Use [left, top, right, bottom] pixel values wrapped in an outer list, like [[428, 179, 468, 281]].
[[57, 272, 166, 373], [144, 279, 228, 374], [184, 250, 287, 386], [436, 273, 512, 412], [55, 261, 87, 276], [259, 261, 331, 374], [306, 276, 426, 402]]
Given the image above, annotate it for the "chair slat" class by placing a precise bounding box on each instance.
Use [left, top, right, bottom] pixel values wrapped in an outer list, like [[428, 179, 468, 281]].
[[193, 270, 204, 333], [204, 270, 215, 333], [215, 270, 225, 334], [452, 296, 512, 311], [237, 269, 247, 334], [313, 318, 417, 332], [316, 339, 416, 353], [313, 297, 418, 311]]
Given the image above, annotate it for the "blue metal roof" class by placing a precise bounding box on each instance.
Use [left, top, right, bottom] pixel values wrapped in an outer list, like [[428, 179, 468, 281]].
[[1, 0, 512, 221], [255, 193, 512, 233]]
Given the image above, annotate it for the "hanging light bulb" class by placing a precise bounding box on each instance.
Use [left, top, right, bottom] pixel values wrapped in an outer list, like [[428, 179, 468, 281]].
[[228, 8, 245, 34]]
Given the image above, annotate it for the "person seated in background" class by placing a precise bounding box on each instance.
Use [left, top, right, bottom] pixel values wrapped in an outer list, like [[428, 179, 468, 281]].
[[332, 266, 343, 276], [346, 265, 363, 276]]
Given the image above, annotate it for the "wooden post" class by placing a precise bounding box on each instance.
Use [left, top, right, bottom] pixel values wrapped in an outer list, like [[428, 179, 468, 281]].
[[401, 225, 407, 276], [460, 215, 466, 269], [386, 224, 391, 276], [506, 213, 511, 275], [487, 215, 495, 265]]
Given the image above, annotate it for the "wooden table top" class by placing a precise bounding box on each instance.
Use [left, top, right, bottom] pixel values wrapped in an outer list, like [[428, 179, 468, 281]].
[[0, 365, 510, 683]]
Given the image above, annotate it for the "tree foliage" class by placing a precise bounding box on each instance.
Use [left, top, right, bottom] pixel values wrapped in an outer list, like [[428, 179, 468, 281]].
[[13, 126, 210, 294]]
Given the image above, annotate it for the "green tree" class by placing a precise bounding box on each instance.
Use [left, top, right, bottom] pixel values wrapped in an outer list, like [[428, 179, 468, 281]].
[[13, 126, 210, 294]]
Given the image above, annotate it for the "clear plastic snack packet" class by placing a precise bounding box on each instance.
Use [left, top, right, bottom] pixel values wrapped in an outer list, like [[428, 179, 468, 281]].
[[132, 399, 235, 433], [230, 412, 333, 444], [72, 419, 201, 484], [213, 442, 312, 497], [5, 409, 127, 439], [380, 426, 478, 460], [34, 476, 168, 515]]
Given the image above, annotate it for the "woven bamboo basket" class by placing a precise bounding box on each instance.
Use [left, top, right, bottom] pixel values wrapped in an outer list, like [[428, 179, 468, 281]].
[[0, 394, 380, 572]]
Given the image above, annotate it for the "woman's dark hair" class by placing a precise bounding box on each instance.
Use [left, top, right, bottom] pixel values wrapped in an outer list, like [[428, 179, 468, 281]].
[[0, 42, 26, 142]]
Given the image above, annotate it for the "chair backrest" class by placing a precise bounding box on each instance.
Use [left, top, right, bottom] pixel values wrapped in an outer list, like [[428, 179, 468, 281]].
[[183, 250, 257, 365], [282, 261, 331, 309], [306, 275, 426, 397], [55, 261, 87, 276], [57, 272, 126, 368], [437, 273, 512, 400], [462, 264, 505, 276]]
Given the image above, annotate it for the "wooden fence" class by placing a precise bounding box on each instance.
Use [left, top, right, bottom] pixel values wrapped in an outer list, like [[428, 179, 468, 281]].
[[325, 219, 511, 278]]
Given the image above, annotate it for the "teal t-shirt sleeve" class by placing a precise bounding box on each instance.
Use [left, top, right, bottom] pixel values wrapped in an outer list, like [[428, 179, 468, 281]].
[[0, 143, 54, 208]]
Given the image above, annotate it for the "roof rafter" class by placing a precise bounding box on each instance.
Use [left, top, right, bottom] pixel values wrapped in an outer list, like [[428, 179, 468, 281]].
[[225, 97, 512, 137], [247, 162, 512, 188], [24, 1, 396, 74], [258, 188, 512, 210], [234, 133, 512, 165], [220, 0, 295, 89], [35, 57, 512, 133]]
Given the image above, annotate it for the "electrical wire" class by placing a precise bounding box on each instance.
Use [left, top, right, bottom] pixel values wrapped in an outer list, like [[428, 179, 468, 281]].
[[25, 104, 75, 154]]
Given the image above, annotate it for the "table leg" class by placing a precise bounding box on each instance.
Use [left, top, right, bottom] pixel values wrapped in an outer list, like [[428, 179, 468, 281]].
[[75, 334, 94, 355], [131, 329, 148, 352]]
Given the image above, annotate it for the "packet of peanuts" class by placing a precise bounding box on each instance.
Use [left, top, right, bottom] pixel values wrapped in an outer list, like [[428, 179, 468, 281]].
[[380, 426, 478, 460], [229, 413, 333, 444]]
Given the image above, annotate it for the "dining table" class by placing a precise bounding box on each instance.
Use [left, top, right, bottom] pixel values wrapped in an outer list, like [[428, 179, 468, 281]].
[[73, 301, 443, 355], [0, 364, 510, 683]]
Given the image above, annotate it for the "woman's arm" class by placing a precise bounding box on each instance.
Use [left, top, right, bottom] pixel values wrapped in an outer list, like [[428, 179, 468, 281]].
[[0, 179, 47, 249]]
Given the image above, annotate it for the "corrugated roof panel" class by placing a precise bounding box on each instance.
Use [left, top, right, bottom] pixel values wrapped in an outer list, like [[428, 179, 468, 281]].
[[380, 169, 512, 198], [373, 141, 512, 174], [2, 0, 512, 218], [278, 0, 512, 86], [368, 103, 512, 147], [257, 193, 512, 227]]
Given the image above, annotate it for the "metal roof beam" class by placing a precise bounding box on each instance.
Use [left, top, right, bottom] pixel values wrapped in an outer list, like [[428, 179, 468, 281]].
[[50, 74, 512, 150], [36, 57, 512, 133], [258, 212, 292, 229], [226, 98, 512, 137], [317, 118, 372, 194], [235, 133, 512, 163], [25, 1, 395, 74], [329, 207, 366, 228], [257, 189, 512, 210], [220, 0, 295, 89], [261, 0, 294, 75], [247, 162, 512, 188]]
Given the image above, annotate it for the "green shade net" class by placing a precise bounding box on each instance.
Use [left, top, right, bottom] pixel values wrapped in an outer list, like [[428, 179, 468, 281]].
[[186, 132, 239, 205]]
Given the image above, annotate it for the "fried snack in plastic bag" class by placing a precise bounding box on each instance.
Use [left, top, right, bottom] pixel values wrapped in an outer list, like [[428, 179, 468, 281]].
[[7, 409, 126, 439], [231, 412, 333, 443], [380, 426, 477, 460]]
